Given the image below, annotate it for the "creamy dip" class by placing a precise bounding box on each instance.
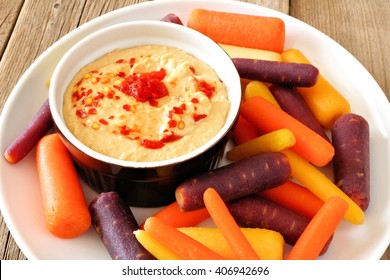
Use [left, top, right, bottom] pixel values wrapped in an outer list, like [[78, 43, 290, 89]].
[[63, 45, 230, 162]]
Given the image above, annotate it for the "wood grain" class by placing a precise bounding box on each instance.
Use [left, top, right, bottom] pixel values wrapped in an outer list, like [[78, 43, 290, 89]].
[[0, 0, 149, 261], [290, 0, 389, 101], [0, 0, 389, 260]]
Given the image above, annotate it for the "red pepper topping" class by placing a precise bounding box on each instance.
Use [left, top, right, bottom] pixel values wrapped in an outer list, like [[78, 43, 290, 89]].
[[129, 57, 136, 68], [76, 79, 83, 87], [72, 91, 84, 101], [88, 108, 97, 115], [99, 119, 109, 125], [148, 99, 159, 107], [191, 98, 199, 104], [141, 139, 165, 149], [116, 59, 125, 64], [141, 133, 183, 149], [120, 126, 131, 136], [94, 92, 105, 100], [92, 99, 100, 107], [76, 109, 87, 118], [168, 119, 177, 128], [120, 68, 169, 103], [197, 79, 215, 98], [189, 66, 196, 74], [193, 114, 208, 122], [123, 104, 131, 111], [162, 133, 183, 143], [117, 72, 126, 78], [173, 106, 184, 115]]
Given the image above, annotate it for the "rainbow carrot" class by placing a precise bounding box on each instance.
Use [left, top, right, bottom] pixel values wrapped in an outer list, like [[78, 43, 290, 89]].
[[286, 195, 348, 260], [260, 180, 324, 219], [36, 133, 91, 238], [188, 9, 285, 53], [133, 230, 183, 260], [143, 217, 225, 260], [244, 81, 280, 106], [203, 188, 259, 260], [240, 96, 335, 167], [178, 227, 285, 260], [4, 99, 53, 164], [281, 48, 350, 128], [282, 149, 365, 225], [232, 115, 261, 145], [227, 128, 296, 161], [139, 201, 209, 229], [219, 44, 282, 61]]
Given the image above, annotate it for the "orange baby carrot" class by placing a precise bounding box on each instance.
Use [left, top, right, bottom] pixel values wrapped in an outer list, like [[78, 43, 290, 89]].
[[188, 9, 285, 53], [232, 115, 261, 145], [203, 188, 259, 260], [240, 96, 335, 167], [143, 217, 224, 260], [286, 195, 348, 260], [260, 181, 324, 219], [36, 133, 91, 238], [139, 201, 209, 229], [281, 48, 350, 128]]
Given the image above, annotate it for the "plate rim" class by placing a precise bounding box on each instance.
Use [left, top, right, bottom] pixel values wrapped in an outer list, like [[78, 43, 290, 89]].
[[1, 0, 390, 260]]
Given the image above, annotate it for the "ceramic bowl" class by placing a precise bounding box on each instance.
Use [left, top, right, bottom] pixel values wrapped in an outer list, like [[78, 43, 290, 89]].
[[49, 20, 241, 207]]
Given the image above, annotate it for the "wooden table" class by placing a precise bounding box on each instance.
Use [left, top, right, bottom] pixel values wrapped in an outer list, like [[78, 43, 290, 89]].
[[0, 0, 389, 260]]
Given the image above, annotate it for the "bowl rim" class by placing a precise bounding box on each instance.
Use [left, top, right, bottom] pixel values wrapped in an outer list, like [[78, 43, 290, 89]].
[[49, 20, 241, 168]]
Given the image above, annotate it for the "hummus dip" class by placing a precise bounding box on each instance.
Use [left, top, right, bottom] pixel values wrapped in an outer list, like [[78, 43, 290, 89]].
[[63, 45, 230, 162]]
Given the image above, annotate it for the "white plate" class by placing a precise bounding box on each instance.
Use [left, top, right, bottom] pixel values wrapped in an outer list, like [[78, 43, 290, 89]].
[[1, 0, 390, 260]]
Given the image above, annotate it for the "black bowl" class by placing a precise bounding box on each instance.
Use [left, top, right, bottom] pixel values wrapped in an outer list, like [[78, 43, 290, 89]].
[[49, 21, 241, 207], [57, 128, 232, 207]]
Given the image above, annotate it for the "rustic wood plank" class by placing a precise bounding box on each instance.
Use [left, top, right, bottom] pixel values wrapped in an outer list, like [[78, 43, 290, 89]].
[[0, 215, 26, 260], [290, 0, 389, 102], [78, 0, 146, 25], [0, 0, 23, 57], [238, 0, 289, 13], [0, 0, 84, 114]]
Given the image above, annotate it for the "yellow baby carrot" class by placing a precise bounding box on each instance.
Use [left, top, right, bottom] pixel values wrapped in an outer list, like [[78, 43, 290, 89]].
[[281, 48, 350, 128], [227, 128, 295, 161], [282, 149, 364, 225]]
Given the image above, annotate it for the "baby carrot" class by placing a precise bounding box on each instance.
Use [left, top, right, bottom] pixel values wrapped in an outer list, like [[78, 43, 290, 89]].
[[133, 230, 183, 260], [260, 180, 324, 219], [232, 115, 261, 145], [139, 201, 209, 229], [282, 149, 365, 225], [4, 99, 53, 164], [286, 195, 348, 260], [203, 188, 259, 260], [143, 217, 225, 260], [244, 81, 280, 106], [188, 9, 285, 53], [227, 128, 296, 161], [281, 48, 350, 128], [240, 96, 335, 167], [220, 44, 282, 61], [36, 133, 91, 238]]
